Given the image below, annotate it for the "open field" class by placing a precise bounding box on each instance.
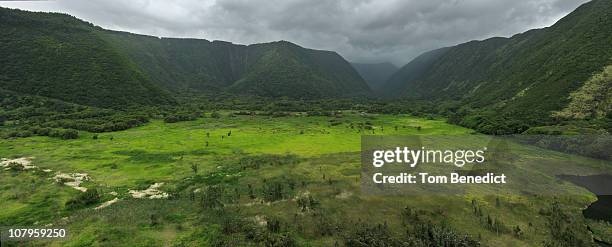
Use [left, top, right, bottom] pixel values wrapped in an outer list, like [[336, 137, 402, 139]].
[[0, 112, 610, 246]]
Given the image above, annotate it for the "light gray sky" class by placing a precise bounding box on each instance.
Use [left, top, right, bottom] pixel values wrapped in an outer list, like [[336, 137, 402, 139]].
[[0, 0, 590, 66]]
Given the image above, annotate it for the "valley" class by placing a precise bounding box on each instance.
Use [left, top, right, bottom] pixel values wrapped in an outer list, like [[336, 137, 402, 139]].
[[1, 112, 610, 246], [1, 0, 611, 246]]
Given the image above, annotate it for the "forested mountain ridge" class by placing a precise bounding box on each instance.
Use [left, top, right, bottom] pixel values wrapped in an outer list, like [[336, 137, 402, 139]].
[[103, 33, 371, 98], [228, 41, 371, 98], [382, 48, 450, 97], [3, 1, 610, 135], [0, 7, 176, 109], [383, 0, 612, 134], [0, 7, 371, 107]]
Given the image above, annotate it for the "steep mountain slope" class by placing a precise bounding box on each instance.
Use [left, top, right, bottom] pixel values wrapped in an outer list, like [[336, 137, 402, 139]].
[[103, 32, 371, 98], [228, 41, 370, 98], [351, 62, 398, 91], [100, 33, 250, 91], [383, 48, 450, 97], [0, 7, 370, 105], [553, 65, 612, 120], [384, 0, 612, 133], [0, 8, 175, 109]]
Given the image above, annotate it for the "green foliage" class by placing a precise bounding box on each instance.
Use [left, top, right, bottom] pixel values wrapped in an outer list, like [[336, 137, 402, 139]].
[[554, 65, 612, 120], [515, 134, 612, 160], [296, 194, 320, 212], [51, 128, 79, 139], [2, 6, 610, 245], [410, 222, 481, 247], [344, 223, 404, 246], [4, 127, 79, 139], [201, 185, 224, 209], [262, 180, 287, 202], [238, 154, 300, 170], [0, 112, 604, 246], [543, 201, 593, 247], [163, 112, 200, 123], [65, 189, 100, 210], [5, 161, 24, 171], [385, 0, 612, 134], [227, 41, 370, 98], [210, 111, 221, 118], [0, 89, 151, 138], [103, 32, 370, 98], [344, 221, 479, 247], [0, 8, 175, 109]]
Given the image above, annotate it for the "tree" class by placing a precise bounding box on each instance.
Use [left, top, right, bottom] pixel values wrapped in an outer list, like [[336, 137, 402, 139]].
[[150, 213, 160, 226], [59, 129, 79, 139], [247, 184, 255, 199], [202, 185, 224, 209], [191, 163, 199, 174]]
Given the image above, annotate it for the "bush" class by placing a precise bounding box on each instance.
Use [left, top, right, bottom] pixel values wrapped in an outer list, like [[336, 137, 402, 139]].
[[163, 112, 199, 123], [344, 223, 405, 247], [271, 112, 290, 118], [65, 189, 100, 210], [6, 130, 33, 138], [49, 129, 79, 139]]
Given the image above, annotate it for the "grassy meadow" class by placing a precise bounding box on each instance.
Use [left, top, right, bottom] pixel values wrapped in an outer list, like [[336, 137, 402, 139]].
[[0, 112, 609, 246]]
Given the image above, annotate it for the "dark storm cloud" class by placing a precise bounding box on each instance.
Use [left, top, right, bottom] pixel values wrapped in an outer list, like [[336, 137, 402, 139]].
[[0, 0, 590, 65]]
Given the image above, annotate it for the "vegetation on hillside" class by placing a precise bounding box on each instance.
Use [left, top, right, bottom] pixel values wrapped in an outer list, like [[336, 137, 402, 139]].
[[554, 65, 612, 121], [0, 8, 175, 109], [0, 2, 610, 247], [102, 33, 371, 98], [383, 0, 612, 134]]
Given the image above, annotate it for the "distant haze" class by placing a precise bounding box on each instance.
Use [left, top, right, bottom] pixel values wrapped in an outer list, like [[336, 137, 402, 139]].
[[352, 62, 398, 90], [0, 0, 590, 66]]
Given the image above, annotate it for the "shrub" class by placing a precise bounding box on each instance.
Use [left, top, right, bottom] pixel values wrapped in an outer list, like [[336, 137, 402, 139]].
[[49, 129, 79, 139], [163, 112, 199, 123], [65, 189, 100, 210]]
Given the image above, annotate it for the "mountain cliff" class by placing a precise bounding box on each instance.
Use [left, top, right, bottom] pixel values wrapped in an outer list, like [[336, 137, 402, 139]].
[[0, 7, 370, 108]]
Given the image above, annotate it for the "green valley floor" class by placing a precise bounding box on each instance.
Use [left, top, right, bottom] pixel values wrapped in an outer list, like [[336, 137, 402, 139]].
[[0, 112, 610, 246]]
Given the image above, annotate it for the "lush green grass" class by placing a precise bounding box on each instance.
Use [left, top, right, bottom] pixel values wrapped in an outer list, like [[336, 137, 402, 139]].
[[0, 112, 609, 246], [0, 113, 468, 186]]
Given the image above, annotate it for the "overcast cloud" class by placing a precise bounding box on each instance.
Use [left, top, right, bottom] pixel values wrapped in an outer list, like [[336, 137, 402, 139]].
[[0, 0, 590, 66]]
